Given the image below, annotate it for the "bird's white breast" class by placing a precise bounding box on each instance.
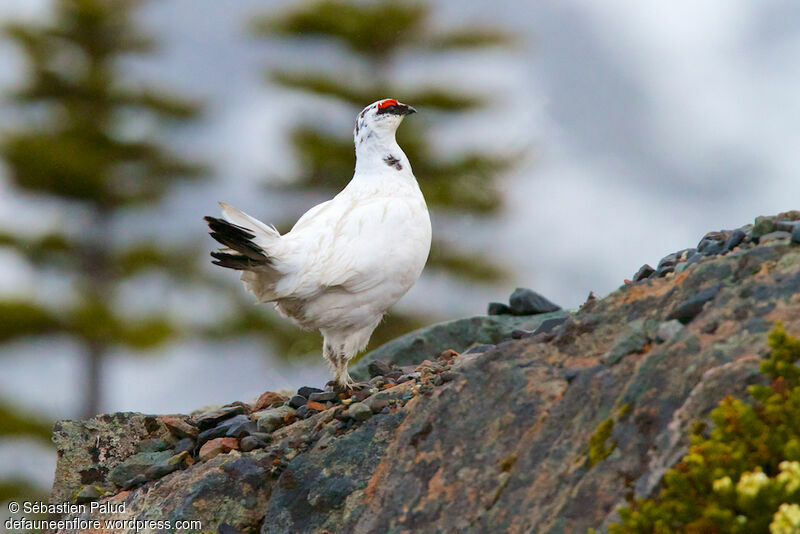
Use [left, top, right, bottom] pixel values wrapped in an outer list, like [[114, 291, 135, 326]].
[[271, 172, 431, 332]]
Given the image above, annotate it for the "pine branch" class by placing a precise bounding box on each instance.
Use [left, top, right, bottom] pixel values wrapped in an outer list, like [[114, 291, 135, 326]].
[[0, 400, 53, 443], [0, 301, 62, 342], [270, 71, 483, 110], [252, 0, 427, 58]]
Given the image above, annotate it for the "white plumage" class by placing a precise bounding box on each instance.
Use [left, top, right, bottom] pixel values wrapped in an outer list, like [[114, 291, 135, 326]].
[[205, 99, 431, 388]]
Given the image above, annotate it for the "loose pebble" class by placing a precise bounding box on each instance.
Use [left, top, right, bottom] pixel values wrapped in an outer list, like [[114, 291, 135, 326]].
[[309, 391, 337, 402], [198, 437, 239, 462], [367, 360, 396, 378], [306, 401, 326, 412], [257, 406, 296, 433], [161, 415, 198, 439], [289, 395, 308, 409], [239, 436, 268, 452], [252, 391, 289, 412], [347, 402, 373, 422], [633, 264, 655, 282], [509, 288, 561, 315], [297, 386, 324, 398]]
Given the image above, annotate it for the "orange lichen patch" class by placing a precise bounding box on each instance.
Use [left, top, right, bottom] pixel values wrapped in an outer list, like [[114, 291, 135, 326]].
[[623, 272, 689, 304], [756, 261, 775, 278]]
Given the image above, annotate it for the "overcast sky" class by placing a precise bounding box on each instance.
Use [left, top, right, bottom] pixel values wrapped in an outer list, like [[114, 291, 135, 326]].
[[2, 0, 800, 490]]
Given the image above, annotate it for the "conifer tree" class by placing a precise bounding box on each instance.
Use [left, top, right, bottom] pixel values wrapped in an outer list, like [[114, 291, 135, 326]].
[[0, 0, 204, 421]]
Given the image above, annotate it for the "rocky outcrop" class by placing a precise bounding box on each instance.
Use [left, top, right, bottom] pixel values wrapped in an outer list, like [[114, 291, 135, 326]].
[[49, 213, 800, 533]]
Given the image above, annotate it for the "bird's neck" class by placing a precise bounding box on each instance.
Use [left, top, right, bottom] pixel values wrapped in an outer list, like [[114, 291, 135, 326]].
[[353, 130, 411, 177]]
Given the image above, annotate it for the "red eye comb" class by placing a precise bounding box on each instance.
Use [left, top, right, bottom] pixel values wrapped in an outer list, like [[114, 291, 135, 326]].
[[378, 99, 398, 109]]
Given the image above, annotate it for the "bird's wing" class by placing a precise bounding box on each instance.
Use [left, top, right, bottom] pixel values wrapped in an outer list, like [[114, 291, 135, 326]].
[[275, 191, 428, 298]]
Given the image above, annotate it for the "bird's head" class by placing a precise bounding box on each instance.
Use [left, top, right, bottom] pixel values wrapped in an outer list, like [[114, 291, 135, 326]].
[[354, 98, 416, 144]]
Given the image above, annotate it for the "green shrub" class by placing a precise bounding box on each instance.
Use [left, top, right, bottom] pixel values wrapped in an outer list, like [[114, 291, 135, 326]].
[[611, 325, 800, 534]]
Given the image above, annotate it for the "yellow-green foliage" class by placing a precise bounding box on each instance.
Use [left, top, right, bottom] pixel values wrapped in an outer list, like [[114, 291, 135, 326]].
[[589, 417, 617, 467], [611, 325, 800, 534]]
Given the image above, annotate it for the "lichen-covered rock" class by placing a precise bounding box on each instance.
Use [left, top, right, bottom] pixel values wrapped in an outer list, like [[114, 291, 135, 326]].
[[350, 311, 568, 380], [50, 412, 175, 503], [48, 214, 800, 533]]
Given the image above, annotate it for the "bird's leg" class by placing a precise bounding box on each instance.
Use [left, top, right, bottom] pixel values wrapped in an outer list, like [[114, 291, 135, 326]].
[[325, 343, 354, 392]]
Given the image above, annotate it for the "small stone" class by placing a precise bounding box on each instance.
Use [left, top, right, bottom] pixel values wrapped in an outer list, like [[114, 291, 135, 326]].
[[725, 229, 746, 250], [167, 450, 189, 466], [656, 266, 675, 277], [198, 437, 239, 462], [701, 321, 719, 334], [194, 405, 245, 431], [488, 302, 512, 315], [656, 320, 683, 343], [369, 376, 386, 388], [667, 284, 721, 324], [759, 231, 791, 245], [367, 360, 395, 378], [532, 317, 569, 336], [74, 485, 103, 504], [122, 474, 147, 491], [198, 414, 255, 444], [633, 264, 655, 282], [464, 344, 495, 355], [239, 436, 268, 452], [294, 405, 310, 419], [700, 240, 725, 256], [437, 349, 459, 363], [793, 225, 800, 244], [306, 400, 326, 412], [657, 253, 678, 270], [309, 391, 337, 402], [347, 402, 373, 421], [777, 220, 799, 232], [144, 462, 180, 481], [257, 406, 296, 433], [297, 386, 324, 398], [161, 415, 198, 439], [509, 288, 561, 315], [289, 395, 308, 409], [366, 397, 389, 413], [352, 388, 371, 402], [752, 216, 776, 238], [173, 437, 195, 455], [415, 360, 444, 376], [252, 391, 289, 412]]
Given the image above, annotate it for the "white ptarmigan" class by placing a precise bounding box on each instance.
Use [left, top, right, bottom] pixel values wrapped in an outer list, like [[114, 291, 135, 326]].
[[205, 99, 431, 389]]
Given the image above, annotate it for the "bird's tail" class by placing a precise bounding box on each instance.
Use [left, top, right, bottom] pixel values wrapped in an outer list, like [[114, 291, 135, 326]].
[[204, 202, 279, 271]]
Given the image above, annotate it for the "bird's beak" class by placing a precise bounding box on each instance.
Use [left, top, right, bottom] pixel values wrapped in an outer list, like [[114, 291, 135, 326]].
[[399, 104, 417, 115]]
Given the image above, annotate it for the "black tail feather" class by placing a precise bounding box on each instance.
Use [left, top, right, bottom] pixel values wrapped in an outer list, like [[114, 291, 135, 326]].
[[204, 216, 272, 270], [210, 251, 262, 270]]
